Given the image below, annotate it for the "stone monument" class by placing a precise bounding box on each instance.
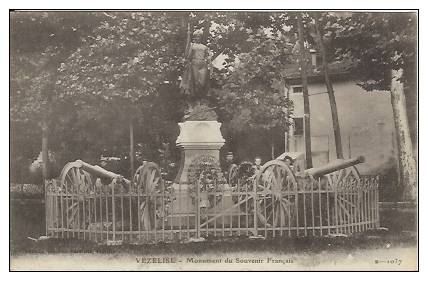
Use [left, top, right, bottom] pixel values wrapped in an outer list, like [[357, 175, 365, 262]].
[[172, 28, 226, 215]]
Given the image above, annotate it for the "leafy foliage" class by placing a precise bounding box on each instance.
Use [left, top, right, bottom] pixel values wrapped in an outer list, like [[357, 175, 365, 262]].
[[209, 14, 295, 133], [11, 12, 106, 181], [323, 12, 417, 91], [11, 12, 306, 180], [58, 12, 184, 107]]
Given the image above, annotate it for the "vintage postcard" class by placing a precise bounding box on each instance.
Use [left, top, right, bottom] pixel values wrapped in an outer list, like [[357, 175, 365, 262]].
[[10, 9, 418, 271]]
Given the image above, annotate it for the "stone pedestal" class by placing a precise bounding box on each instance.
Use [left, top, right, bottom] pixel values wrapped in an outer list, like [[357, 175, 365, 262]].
[[172, 121, 225, 215]]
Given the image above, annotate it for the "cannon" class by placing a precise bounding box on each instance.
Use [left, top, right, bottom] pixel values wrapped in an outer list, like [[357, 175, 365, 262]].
[[251, 156, 365, 228], [60, 159, 130, 190], [58, 160, 131, 229], [300, 156, 366, 227], [253, 160, 298, 227], [226, 156, 365, 228], [225, 159, 298, 227], [303, 156, 364, 179], [58, 159, 164, 230]]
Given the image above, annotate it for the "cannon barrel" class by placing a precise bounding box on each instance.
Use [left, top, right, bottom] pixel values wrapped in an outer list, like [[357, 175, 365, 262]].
[[304, 156, 364, 178], [71, 160, 130, 184]]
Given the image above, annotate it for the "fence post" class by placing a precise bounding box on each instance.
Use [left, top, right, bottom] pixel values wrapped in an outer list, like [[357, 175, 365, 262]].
[[334, 183, 339, 234], [45, 180, 51, 237], [44, 180, 48, 237], [376, 176, 380, 228], [371, 177, 375, 228], [111, 180, 116, 241], [196, 180, 200, 239], [162, 179, 166, 241], [253, 180, 258, 237]]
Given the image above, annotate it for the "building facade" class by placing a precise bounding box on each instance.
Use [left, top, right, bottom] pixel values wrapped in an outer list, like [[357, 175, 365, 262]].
[[286, 76, 396, 175]]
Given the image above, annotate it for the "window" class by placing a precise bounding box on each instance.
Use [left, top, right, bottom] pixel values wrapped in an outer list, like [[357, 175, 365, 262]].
[[292, 86, 303, 94], [293, 117, 303, 136], [316, 55, 322, 67]]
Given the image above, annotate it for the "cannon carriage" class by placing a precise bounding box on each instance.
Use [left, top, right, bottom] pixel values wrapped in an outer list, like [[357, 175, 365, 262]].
[[52, 160, 165, 233], [57, 160, 129, 230], [225, 156, 367, 229]]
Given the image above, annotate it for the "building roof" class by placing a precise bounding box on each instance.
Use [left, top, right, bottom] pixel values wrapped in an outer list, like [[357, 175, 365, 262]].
[[283, 58, 354, 85]]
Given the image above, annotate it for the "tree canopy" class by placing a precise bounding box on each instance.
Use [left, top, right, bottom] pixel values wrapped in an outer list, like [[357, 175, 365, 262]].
[[11, 11, 417, 190], [325, 12, 417, 91]]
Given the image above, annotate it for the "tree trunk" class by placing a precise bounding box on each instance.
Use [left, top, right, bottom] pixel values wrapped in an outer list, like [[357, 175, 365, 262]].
[[314, 16, 344, 159], [129, 121, 135, 179], [297, 13, 313, 168], [41, 120, 49, 180], [390, 68, 417, 201]]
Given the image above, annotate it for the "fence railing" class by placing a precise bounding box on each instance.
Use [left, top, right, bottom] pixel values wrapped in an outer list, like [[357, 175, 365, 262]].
[[45, 175, 379, 244]]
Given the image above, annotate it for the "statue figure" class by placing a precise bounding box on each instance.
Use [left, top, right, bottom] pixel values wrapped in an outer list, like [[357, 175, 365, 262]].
[[180, 29, 212, 102]]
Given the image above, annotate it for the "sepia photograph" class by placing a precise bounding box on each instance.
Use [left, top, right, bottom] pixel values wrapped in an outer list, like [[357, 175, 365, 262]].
[[9, 9, 418, 271]]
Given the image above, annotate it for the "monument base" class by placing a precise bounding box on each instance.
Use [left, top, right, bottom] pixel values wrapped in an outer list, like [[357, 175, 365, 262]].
[[172, 120, 225, 215]]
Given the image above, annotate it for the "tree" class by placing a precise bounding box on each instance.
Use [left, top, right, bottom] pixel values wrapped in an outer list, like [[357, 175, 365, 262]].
[[56, 12, 187, 176], [296, 13, 313, 168], [11, 52, 54, 180], [329, 12, 417, 200], [11, 12, 308, 177], [202, 12, 319, 161], [11, 12, 106, 180], [209, 13, 294, 136], [312, 13, 344, 159]]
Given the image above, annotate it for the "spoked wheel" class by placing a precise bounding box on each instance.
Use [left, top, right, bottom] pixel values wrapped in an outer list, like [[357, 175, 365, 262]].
[[60, 161, 94, 229], [255, 160, 297, 227], [133, 162, 164, 230]]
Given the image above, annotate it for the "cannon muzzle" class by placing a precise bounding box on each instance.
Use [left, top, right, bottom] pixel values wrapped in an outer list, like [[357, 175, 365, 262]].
[[78, 160, 130, 184], [304, 156, 365, 178]]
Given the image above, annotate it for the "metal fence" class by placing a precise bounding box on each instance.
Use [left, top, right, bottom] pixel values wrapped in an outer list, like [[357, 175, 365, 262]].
[[45, 175, 379, 244]]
